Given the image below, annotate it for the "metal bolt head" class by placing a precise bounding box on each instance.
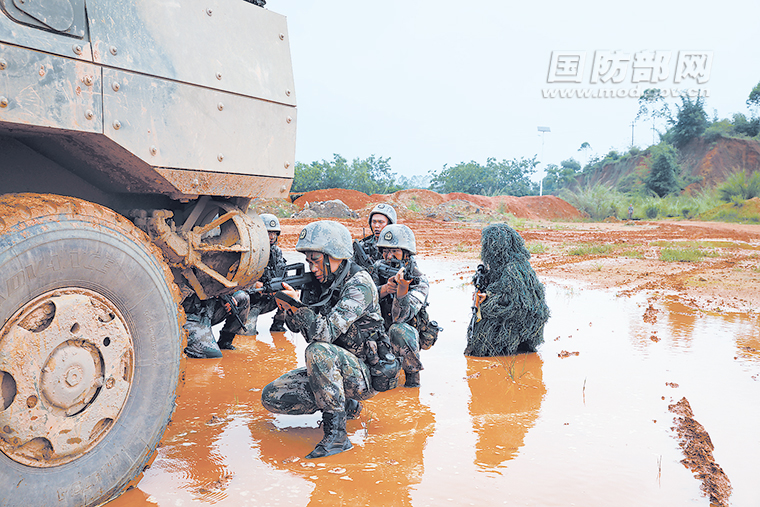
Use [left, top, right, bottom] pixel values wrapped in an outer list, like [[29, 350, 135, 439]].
[[280, 184, 287, 193], [110, 46, 118, 56], [112, 120, 121, 130], [72, 44, 83, 55], [150, 145, 157, 156], [112, 82, 120, 92], [215, 72, 222, 80], [105, 377, 115, 389], [284, 161, 290, 169], [286, 89, 291, 97], [0, 97, 8, 108], [206, 8, 213, 16], [217, 102, 224, 111], [279, 33, 285, 40], [85, 109, 94, 120], [217, 153, 224, 162], [83, 75, 93, 86], [0, 59, 7, 70], [286, 116, 292, 124]]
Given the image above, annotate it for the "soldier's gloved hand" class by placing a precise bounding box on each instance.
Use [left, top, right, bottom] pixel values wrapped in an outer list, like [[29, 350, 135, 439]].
[[393, 268, 411, 298], [290, 306, 318, 339], [474, 291, 487, 307]]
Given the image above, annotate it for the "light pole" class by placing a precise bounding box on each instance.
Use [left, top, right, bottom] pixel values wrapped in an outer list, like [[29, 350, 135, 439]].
[[537, 126, 551, 196]]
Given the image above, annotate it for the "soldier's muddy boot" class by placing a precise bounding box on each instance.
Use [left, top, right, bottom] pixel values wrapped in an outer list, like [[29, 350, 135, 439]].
[[217, 331, 236, 350], [183, 319, 222, 359], [269, 309, 286, 332], [404, 371, 420, 388], [345, 398, 362, 420], [305, 411, 352, 459]]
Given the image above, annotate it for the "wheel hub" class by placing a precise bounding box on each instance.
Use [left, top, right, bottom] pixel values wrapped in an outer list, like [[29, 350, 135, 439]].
[[0, 290, 134, 467], [40, 341, 103, 414]]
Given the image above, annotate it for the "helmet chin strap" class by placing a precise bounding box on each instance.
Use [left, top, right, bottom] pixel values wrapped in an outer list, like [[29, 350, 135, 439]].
[[322, 255, 332, 280]]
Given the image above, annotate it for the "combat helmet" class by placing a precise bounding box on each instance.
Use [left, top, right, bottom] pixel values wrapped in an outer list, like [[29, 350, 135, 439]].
[[259, 213, 281, 233], [369, 203, 397, 226], [376, 224, 416, 255], [295, 220, 353, 259]]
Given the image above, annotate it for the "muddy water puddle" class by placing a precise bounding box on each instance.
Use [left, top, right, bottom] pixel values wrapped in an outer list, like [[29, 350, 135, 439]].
[[108, 258, 760, 507]]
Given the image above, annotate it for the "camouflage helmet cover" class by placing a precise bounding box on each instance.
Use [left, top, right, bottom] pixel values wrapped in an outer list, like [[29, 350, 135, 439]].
[[259, 213, 281, 233], [376, 224, 416, 255], [368, 203, 397, 226], [295, 220, 353, 259]]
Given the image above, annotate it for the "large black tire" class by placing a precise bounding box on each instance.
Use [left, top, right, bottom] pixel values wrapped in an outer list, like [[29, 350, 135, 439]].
[[0, 194, 186, 507]]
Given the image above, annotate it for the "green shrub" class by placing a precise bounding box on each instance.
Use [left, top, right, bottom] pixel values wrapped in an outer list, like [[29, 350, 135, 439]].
[[645, 205, 659, 218], [568, 243, 614, 256], [527, 242, 548, 254], [717, 170, 760, 203], [660, 247, 703, 262]]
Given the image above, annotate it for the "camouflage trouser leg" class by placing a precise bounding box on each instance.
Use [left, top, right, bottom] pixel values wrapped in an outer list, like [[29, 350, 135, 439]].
[[389, 323, 423, 374], [261, 342, 374, 415]]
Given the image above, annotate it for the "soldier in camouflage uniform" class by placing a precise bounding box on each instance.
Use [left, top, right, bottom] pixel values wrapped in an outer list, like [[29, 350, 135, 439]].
[[355, 203, 397, 266], [372, 224, 429, 387], [241, 213, 288, 335], [261, 220, 395, 459]]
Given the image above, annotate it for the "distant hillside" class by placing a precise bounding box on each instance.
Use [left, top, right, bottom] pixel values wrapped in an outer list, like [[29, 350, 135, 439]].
[[573, 137, 760, 193]]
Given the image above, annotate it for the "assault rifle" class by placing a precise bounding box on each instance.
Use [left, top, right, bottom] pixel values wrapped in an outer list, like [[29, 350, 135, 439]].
[[353, 240, 374, 271], [468, 263, 489, 335], [249, 262, 315, 294], [376, 257, 420, 285], [221, 292, 246, 329]]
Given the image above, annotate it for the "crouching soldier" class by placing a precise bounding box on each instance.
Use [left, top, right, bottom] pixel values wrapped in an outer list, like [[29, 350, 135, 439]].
[[183, 288, 250, 357], [241, 213, 288, 335], [372, 224, 429, 388], [261, 220, 400, 459], [355, 203, 397, 267]]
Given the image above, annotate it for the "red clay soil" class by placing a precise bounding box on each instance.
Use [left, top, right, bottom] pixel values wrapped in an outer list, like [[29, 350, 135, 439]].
[[293, 188, 584, 221], [292, 189, 374, 211], [669, 397, 732, 507]]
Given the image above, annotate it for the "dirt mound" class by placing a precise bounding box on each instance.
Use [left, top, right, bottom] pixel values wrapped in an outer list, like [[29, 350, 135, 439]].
[[291, 199, 358, 219], [293, 189, 373, 210], [383, 189, 446, 209], [291, 188, 583, 221], [425, 199, 485, 221]]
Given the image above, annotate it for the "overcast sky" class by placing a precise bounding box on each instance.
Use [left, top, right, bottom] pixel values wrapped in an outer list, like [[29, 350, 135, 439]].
[[273, 0, 760, 183]]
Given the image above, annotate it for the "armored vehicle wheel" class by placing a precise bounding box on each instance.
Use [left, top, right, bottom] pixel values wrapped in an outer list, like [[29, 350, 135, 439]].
[[0, 194, 185, 507]]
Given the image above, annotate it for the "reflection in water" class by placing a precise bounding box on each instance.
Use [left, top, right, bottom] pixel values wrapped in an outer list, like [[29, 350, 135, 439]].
[[105, 260, 760, 507], [466, 354, 545, 471], [254, 387, 435, 507]]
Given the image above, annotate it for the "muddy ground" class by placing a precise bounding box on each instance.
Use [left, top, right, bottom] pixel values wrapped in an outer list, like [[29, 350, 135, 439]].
[[278, 216, 760, 315]]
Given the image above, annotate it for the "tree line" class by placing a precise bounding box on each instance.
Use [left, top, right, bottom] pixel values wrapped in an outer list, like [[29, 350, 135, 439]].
[[292, 154, 541, 197]]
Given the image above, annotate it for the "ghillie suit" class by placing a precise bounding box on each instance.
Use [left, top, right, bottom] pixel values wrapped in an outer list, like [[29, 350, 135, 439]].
[[465, 223, 550, 356]]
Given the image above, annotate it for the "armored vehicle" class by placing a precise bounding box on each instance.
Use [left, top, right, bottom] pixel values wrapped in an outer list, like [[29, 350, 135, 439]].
[[0, 1, 296, 505]]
